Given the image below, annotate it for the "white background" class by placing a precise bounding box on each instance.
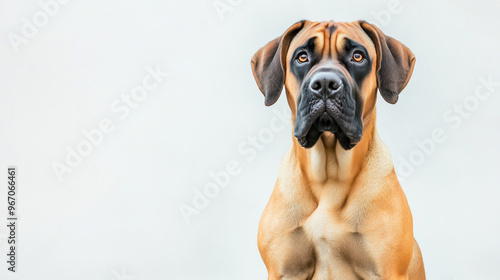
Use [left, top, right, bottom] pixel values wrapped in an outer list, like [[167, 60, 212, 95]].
[[1, 0, 499, 279]]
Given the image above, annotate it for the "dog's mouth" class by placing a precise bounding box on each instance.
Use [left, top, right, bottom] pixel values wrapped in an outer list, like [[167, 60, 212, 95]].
[[294, 99, 363, 150], [315, 113, 337, 132]]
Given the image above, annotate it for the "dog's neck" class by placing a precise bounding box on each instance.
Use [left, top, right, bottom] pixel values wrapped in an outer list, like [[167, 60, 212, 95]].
[[292, 109, 380, 185]]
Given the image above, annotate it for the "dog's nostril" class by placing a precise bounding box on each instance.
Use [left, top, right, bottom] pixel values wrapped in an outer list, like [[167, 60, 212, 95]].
[[329, 81, 340, 91], [311, 81, 321, 91]]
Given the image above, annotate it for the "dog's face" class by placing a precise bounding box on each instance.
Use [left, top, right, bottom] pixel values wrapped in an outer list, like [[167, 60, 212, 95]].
[[251, 20, 415, 149]]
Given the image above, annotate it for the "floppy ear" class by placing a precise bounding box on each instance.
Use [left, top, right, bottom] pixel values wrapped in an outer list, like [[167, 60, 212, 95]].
[[251, 20, 309, 106], [359, 21, 416, 104]]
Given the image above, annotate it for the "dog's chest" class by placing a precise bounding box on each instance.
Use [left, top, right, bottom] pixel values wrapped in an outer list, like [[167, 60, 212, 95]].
[[301, 200, 377, 278]]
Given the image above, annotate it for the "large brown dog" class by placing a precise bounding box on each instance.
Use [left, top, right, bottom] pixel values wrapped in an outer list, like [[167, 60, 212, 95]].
[[251, 20, 425, 279]]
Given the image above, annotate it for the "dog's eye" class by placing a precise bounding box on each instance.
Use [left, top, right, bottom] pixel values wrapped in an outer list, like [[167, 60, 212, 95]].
[[297, 52, 308, 63], [352, 51, 364, 62]]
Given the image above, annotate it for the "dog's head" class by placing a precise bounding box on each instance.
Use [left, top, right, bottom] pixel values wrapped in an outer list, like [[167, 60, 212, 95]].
[[251, 20, 415, 149]]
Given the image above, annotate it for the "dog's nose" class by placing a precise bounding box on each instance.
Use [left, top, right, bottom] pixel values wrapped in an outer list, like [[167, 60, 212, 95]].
[[309, 72, 342, 97]]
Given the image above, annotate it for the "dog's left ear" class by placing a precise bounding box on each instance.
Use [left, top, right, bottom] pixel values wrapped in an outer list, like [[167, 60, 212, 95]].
[[251, 20, 309, 106], [359, 21, 416, 104]]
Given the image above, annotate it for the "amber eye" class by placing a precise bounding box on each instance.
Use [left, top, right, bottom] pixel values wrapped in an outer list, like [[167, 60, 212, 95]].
[[297, 52, 308, 63], [352, 52, 364, 62]]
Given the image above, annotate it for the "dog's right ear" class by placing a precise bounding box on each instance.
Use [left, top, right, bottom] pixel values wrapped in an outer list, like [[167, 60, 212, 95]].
[[251, 20, 309, 106]]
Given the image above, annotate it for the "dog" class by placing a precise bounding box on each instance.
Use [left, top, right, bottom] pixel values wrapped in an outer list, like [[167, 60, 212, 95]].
[[250, 20, 425, 279]]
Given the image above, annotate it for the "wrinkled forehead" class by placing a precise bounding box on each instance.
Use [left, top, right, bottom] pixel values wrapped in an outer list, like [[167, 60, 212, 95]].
[[287, 21, 376, 61]]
